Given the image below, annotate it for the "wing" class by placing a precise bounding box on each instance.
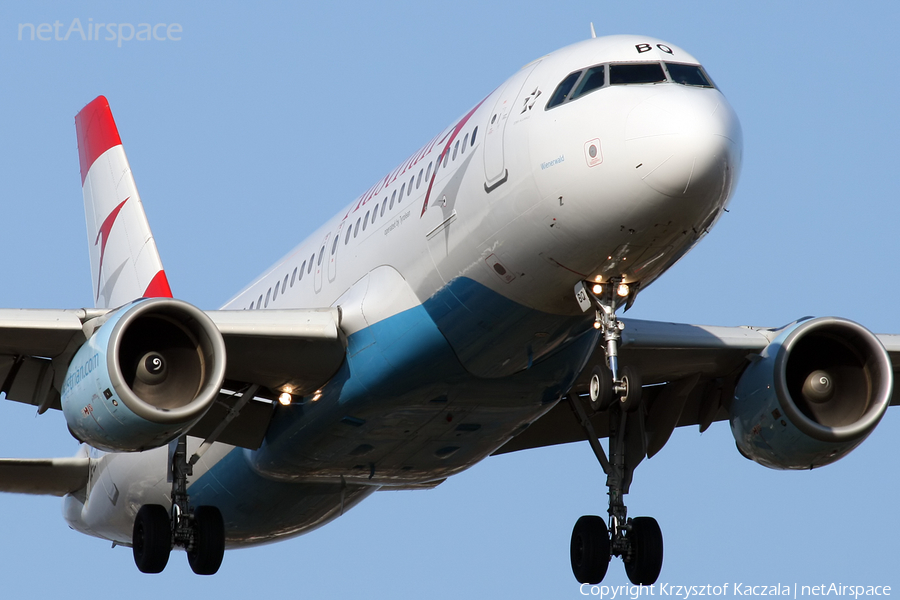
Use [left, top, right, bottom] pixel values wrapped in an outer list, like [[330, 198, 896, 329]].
[[496, 318, 900, 456], [0, 306, 346, 450]]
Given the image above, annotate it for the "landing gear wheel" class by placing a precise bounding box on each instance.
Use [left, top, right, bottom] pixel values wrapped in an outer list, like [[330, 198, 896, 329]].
[[187, 506, 226, 575], [570, 515, 610, 584], [133, 505, 172, 574], [624, 517, 663, 585], [618, 366, 642, 412], [589, 364, 614, 412]]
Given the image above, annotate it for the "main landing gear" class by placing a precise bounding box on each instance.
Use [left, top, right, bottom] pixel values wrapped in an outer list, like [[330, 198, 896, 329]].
[[568, 279, 663, 585], [132, 435, 226, 575]]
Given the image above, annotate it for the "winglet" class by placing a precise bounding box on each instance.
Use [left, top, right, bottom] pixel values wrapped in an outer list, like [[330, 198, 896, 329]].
[[75, 96, 173, 308]]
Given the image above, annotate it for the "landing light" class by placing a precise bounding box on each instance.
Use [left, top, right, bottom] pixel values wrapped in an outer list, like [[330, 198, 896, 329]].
[[278, 393, 293, 406], [311, 390, 323, 402], [617, 283, 630, 297], [592, 284, 603, 295]]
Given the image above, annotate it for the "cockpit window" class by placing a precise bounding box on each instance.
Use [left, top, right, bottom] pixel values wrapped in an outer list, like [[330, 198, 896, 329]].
[[546, 71, 581, 109], [570, 65, 606, 101], [609, 63, 666, 85], [664, 63, 714, 87], [545, 61, 715, 111]]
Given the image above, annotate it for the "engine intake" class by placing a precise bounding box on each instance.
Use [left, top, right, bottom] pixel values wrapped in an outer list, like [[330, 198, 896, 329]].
[[731, 317, 892, 469], [61, 298, 226, 452]]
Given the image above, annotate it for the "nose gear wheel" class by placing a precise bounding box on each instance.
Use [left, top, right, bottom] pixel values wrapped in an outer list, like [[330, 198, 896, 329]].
[[567, 278, 662, 585]]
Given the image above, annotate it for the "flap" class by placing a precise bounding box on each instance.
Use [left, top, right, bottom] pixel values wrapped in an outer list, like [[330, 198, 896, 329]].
[[207, 308, 346, 395], [187, 391, 275, 450]]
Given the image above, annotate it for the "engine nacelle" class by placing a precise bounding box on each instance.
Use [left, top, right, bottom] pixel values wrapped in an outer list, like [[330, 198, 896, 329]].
[[61, 298, 226, 452], [731, 317, 892, 470]]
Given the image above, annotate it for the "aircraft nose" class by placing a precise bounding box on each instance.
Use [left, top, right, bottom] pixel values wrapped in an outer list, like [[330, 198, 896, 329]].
[[625, 87, 742, 199]]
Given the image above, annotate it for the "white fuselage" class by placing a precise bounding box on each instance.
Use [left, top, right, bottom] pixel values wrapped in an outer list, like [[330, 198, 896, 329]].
[[65, 35, 742, 548]]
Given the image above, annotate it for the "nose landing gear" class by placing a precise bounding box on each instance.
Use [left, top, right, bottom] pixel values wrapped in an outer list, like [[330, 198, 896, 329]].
[[568, 279, 663, 585]]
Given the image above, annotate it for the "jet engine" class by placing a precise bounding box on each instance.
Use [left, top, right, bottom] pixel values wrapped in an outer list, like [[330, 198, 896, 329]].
[[61, 298, 226, 452], [730, 317, 892, 470]]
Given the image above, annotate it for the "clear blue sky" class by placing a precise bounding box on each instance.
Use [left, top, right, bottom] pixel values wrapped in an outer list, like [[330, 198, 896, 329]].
[[1, 1, 898, 597]]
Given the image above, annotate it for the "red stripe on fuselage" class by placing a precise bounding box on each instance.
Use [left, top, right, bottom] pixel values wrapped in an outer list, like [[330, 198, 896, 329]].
[[420, 97, 488, 217], [75, 95, 123, 185]]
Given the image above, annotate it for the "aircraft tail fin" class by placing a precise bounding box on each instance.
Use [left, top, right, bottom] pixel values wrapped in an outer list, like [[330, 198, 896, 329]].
[[75, 96, 172, 309]]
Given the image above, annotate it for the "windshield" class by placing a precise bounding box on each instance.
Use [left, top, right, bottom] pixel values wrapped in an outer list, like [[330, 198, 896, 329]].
[[546, 61, 716, 110]]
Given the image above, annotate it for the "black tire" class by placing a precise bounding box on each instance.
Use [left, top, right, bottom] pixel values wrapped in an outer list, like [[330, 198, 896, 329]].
[[133, 504, 172, 574], [570, 515, 610, 584], [624, 516, 663, 585], [188, 506, 226, 575], [619, 366, 642, 412], [589, 364, 614, 412]]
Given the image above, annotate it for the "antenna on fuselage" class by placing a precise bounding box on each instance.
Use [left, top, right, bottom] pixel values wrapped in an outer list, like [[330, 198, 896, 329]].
[[590, 22, 597, 38]]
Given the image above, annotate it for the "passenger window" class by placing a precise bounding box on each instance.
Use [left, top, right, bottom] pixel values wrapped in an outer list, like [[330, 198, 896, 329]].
[[331, 234, 339, 255], [610, 63, 666, 85], [363, 211, 369, 230], [400, 182, 406, 199], [317, 247, 325, 265], [453, 140, 459, 160], [250, 301, 255, 310], [257, 294, 263, 307], [546, 71, 582, 109], [390, 190, 397, 209], [380, 200, 387, 217], [308, 255, 314, 274], [345, 226, 352, 244], [471, 126, 477, 146], [291, 267, 297, 286], [300, 261, 306, 279], [461, 133, 468, 153], [283, 274, 289, 290], [416, 169, 423, 189], [425, 162, 432, 182], [273, 281, 279, 300], [442, 151, 448, 168], [265, 289, 271, 307], [373, 203, 379, 222], [408, 175, 414, 195]]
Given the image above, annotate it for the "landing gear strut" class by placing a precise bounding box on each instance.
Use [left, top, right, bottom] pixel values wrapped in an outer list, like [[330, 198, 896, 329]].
[[131, 384, 261, 574], [568, 278, 662, 585], [131, 435, 225, 575]]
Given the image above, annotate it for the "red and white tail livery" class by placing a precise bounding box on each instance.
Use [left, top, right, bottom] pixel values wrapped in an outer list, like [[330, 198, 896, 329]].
[[75, 96, 172, 309]]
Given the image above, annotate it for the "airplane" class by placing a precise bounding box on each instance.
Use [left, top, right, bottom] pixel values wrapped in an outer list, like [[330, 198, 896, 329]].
[[0, 32, 897, 585]]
